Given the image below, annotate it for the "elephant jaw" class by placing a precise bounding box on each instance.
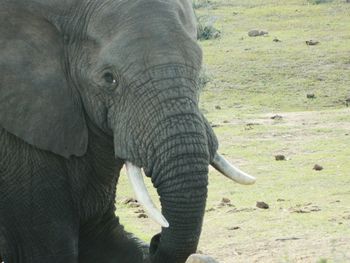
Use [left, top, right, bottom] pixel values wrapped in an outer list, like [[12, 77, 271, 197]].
[[124, 153, 256, 228]]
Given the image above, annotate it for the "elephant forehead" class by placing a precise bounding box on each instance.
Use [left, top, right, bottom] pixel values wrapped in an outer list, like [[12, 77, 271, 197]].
[[87, 0, 197, 43]]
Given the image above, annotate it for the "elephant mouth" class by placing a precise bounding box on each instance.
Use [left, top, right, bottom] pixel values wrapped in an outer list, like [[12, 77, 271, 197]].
[[124, 153, 256, 227]]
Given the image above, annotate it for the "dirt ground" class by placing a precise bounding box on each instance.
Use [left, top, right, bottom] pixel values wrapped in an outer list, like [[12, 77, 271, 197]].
[[195, 109, 350, 263]]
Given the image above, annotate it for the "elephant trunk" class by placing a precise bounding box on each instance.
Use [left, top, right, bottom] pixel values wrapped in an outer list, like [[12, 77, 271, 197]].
[[148, 117, 209, 263], [110, 66, 215, 262]]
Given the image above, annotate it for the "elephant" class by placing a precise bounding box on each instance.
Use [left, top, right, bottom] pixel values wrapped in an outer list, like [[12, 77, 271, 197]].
[[0, 0, 256, 262]]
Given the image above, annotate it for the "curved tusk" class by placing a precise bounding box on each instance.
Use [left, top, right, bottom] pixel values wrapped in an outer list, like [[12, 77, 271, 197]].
[[211, 153, 256, 185], [125, 162, 169, 228]]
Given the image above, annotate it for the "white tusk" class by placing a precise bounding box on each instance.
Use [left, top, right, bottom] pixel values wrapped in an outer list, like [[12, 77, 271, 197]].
[[211, 153, 256, 185], [125, 162, 169, 228]]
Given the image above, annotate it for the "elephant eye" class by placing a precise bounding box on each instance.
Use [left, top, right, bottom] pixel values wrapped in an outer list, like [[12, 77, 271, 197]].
[[103, 72, 117, 85]]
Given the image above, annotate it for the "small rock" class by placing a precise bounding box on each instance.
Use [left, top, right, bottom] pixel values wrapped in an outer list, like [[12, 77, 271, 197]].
[[206, 207, 215, 212], [277, 198, 286, 202], [222, 197, 231, 204], [313, 164, 324, 171], [248, 30, 268, 37], [256, 201, 269, 209], [138, 213, 148, 219], [273, 38, 281, 42], [223, 120, 229, 123], [306, 40, 319, 46], [129, 203, 141, 208], [275, 237, 301, 242], [218, 198, 235, 208], [121, 197, 138, 204], [307, 93, 316, 99], [271, 114, 283, 120], [275, 155, 286, 161], [227, 226, 241, 231], [215, 105, 221, 110], [135, 209, 145, 214]]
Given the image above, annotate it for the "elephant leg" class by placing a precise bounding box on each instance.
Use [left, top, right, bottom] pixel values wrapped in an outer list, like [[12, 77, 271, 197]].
[[79, 211, 147, 263], [1, 206, 79, 263]]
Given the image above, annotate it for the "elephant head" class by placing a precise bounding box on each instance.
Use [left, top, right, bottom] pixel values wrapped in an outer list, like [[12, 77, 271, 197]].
[[0, 0, 255, 262]]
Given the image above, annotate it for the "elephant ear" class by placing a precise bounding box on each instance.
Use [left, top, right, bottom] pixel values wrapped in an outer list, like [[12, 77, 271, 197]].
[[0, 8, 88, 158]]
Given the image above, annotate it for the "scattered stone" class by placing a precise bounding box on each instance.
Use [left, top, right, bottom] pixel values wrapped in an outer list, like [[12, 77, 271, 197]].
[[292, 209, 310, 214], [223, 120, 229, 123], [275, 155, 286, 161], [273, 38, 282, 42], [218, 198, 234, 208], [222, 197, 231, 204], [135, 209, 145, 214], [248, 30, 268, 37], [313, 164, 324, 171], [215, 105, 221, 110], [309, 206, 321, 212], [227, 226, 241, 231], [211, 124, 221, 128], [306, 40, 319, 46], [256, 201, 269, 209], [129, 203, 141, 208], [121, 197, 138, 204], [275, 237, 301, 242], [245, 122, 260, 130], [206, 207, 216, 212], [307, 93, 316, 99], [138, 213, 148, 219], [271, 114, 283, 120], [277, 198, 286, 202]]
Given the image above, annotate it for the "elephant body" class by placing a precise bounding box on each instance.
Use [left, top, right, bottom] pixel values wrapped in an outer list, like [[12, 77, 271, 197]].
[[0, 123, 145, 262], [0, 0, 226, 262]]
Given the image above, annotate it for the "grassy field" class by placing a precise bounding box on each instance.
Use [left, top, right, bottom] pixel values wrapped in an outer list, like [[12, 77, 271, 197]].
[[116, 0, 350, 262]]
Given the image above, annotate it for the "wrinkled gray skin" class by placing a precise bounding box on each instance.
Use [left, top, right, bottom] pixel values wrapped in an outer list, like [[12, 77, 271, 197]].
[[0, 0, 219, 262]]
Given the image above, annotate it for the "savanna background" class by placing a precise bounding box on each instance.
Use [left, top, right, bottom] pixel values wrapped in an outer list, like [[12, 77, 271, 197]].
[[117, 0, 350, 262]]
